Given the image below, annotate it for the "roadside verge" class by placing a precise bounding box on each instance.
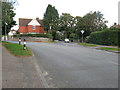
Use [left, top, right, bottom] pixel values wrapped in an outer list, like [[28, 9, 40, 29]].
[[77, 43, 119, 53], [2, 41, 32, 57], [2, 41, 49, 88]]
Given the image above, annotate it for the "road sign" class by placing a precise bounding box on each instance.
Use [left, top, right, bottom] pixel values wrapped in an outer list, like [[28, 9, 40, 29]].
[[81, 30, 84, 34]]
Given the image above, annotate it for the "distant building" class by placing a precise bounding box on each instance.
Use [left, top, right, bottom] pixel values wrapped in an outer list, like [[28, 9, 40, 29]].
[[19, 18, 45, 34], [8, 29, 16, 36], [111, 23, 120, 28], [113, 25, 120, 28], [8, 29, 17, 40]]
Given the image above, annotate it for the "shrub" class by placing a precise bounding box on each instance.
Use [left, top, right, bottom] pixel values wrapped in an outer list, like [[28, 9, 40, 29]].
[[13, 33, 52, 38], [69, 33, 76, 41], [87, 29, 120, 46]]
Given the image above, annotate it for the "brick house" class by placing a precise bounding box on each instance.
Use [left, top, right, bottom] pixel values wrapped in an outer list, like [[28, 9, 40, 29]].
[[19, 18, 45, 34], [111, 23, 120, 28], [113, 25, 120, 28]]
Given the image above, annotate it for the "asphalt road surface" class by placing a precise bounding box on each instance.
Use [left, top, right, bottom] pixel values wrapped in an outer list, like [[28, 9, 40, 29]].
[[8, 41, 118, 88], [27, 42, 118, 88]]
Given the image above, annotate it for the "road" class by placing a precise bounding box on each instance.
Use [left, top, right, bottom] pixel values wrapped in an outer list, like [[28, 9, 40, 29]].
[[8, 41, 118, 88], [27, 42, 118, 88]]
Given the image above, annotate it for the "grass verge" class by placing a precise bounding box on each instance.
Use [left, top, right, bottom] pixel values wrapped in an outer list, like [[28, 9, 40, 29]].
[[48, 41, 56, 43], [78, 43, 97, 47], [33, 41, 56, 43], [98, 47, 120, 52], [2, 41, 32, 57]]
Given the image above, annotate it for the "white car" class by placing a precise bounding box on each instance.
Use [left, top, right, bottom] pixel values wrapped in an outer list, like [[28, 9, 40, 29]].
[[64, 38, 69, 43]]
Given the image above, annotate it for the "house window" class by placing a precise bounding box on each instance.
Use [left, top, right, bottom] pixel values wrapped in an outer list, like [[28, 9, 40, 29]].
[[32, 25, 36, 30]]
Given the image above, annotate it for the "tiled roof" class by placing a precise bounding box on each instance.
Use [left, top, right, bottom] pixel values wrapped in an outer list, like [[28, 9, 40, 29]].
[[112, 25, 120, 28], [19, 18, 43, 26], [10, 29, 16, 31]]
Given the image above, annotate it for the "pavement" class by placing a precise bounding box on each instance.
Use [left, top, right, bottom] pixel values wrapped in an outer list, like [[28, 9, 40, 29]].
[[0, 43, 2, 89], [2, 44, 47, 88]]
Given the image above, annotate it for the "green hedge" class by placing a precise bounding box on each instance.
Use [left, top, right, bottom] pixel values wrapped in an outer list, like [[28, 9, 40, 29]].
[[87, 30, 120, 46], [13, 33, 52, 38]]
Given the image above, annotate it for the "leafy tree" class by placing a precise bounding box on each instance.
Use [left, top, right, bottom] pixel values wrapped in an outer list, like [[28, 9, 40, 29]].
[[93, 11, 108, 31], [2, 0, 17, 35], [43, 4, 59, 32], [82, 11, 108, 32], [43, 6, 108, 42], [75, 11, 108, 40], [69, 33, 76, 41], [59, 13, 76, 38]]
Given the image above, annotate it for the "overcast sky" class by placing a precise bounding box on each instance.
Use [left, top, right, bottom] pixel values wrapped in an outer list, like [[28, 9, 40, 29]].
[[13, 0, 119, 29]]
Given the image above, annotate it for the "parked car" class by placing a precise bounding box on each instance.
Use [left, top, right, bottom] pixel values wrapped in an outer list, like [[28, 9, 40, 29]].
[[64, 38, 69, 43]]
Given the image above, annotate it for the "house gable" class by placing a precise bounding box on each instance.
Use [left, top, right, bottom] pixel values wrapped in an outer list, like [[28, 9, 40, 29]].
[[19, 18, 45, 34], [28, 19, 41, 26]]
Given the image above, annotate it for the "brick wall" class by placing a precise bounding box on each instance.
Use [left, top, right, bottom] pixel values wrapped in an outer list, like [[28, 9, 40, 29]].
[[19, 25, 45, 34], [19, 26, 27, 33]]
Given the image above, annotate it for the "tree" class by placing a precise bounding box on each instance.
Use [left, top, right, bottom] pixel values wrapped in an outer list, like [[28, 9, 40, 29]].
[[2, 0, 17, 35], [94, 11, 108, 30], [82, 11, 108, 32], [43, 4, 59, 32], [59, 13, 76, 38], [75, 11, 108, 40]]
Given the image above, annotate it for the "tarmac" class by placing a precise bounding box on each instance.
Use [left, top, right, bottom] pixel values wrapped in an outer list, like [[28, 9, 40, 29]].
[[1, 41, 119, 88], [2, 44, 47, 88]]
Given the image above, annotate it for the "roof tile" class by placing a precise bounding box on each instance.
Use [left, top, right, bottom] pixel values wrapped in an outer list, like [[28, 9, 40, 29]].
[[19, 18, 43, 26]]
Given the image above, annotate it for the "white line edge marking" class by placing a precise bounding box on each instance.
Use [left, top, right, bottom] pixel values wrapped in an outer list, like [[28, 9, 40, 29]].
[[33, 59, 49, 88]]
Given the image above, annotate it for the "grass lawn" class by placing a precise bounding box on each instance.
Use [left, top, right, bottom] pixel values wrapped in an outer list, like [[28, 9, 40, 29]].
[[2, 41, 32, 57], [98, 47, 120, 52], [78, 43, 97, 47]]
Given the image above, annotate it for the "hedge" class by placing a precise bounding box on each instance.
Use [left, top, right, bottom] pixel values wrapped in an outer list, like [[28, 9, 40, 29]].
[[13, 33, 52, 38], [87, 30, 120, 46]]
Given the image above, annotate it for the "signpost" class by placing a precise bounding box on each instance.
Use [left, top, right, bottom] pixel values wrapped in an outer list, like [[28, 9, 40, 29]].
[[81, 30, 84, 43]]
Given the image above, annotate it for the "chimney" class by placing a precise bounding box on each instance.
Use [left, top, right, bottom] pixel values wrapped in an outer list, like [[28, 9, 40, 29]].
[[36, 17, 39, 20]]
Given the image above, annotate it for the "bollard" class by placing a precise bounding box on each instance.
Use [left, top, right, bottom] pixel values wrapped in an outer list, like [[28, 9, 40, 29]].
[[18, 38, 21, 45], [23, 39, 26, 50]]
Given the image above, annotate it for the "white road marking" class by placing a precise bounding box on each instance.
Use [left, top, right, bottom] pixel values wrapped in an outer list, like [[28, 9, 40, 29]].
[[31, 55, 49, 88], [48, 77, 52, 80], [43, 71, 49, 76], [110, 61, 119, 65]]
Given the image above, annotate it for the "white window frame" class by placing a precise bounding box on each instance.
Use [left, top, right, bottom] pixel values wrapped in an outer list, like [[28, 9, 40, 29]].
[[32, 25, 36, 30]]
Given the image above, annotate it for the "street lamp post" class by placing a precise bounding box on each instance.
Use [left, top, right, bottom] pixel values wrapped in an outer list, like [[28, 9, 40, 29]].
[[81, 30, 84, 43]]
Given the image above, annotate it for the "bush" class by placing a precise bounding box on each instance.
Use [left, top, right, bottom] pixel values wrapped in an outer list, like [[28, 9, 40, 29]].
[[87, 29, 120, 46], [69, 33, 76, 41], [13, 33, 52, 39]]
